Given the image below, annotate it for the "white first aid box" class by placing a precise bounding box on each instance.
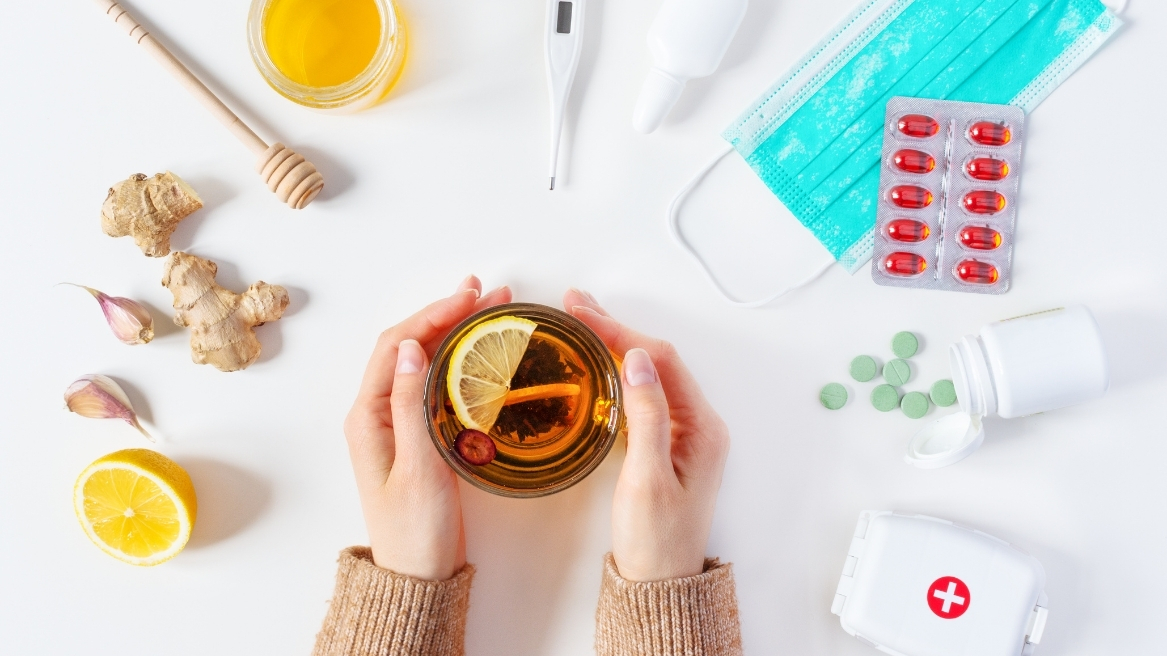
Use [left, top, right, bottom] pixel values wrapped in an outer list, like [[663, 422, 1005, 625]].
[[832, 511, 1049, 656]]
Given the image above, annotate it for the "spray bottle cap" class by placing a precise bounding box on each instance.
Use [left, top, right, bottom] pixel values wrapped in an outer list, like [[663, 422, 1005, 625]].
[[633, 68, 687, 134]]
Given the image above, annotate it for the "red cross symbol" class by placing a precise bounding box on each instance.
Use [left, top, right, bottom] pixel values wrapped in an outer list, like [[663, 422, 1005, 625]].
[[927, 576, 970, 619]]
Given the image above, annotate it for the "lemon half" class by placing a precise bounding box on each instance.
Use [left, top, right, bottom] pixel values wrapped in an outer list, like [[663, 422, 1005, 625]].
[[446, 316, 537, 432], [73, 449, 197, 566]]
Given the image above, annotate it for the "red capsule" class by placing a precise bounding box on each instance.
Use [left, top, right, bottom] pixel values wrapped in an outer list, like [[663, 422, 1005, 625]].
[[965, 157, 1010, 181], [898, 114, 941, 138], [886, 218, 931, 243], [883, 252, 928, 277], [958, 225, 1003, 250], [955, 259, 1000, 285], [890, 185, 934, 209], [454, 429, 497, 465], [962, 190, 1006, 214], [968, 121, 1012, 146], [893, 149, 936, 174]]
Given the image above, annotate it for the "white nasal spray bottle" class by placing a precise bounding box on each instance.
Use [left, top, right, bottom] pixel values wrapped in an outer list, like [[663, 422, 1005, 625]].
[[633, 0, 748, 134]]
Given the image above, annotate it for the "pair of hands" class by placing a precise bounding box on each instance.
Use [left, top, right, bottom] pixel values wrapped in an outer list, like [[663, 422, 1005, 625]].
[[343, 277, 730, 582]]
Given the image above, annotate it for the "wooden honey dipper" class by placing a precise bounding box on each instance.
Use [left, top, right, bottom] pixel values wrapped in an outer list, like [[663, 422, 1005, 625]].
[[93, 0, 324, 209]]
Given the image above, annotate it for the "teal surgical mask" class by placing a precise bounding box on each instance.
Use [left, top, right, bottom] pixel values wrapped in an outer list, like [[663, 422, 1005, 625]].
[[670, 0, 1122, 307]]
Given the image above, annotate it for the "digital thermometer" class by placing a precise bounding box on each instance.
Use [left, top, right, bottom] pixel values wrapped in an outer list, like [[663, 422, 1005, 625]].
[[545, 0, 585, 190]]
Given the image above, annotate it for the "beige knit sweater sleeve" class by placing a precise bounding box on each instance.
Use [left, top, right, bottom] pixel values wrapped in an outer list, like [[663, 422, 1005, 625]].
[[595, 553, 743, 656], [312, 547, 475, 656], [312, 548, 742, 656]]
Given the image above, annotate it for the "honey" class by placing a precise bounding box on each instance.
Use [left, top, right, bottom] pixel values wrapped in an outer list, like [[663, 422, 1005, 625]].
[[263, 0, 381, 87], [248, 0, 406, 110]]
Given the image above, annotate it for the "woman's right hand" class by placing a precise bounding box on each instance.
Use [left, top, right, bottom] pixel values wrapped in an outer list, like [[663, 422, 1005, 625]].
[[564, 290, 731, 582]]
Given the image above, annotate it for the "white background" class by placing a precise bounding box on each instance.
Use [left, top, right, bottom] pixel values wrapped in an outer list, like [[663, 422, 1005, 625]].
[[1, 0, 1162, 654]]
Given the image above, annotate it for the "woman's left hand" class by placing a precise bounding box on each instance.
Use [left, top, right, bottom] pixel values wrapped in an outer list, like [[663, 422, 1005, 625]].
[[343, 276, 511, 580]]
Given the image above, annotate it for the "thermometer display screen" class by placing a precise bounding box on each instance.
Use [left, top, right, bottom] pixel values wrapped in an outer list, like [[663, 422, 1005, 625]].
[[556, 2, 573, 33]]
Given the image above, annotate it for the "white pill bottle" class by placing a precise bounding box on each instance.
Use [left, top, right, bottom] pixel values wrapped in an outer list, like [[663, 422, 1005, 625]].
[[907, 306, 1109, 469], [950, 306, 1109, 418]]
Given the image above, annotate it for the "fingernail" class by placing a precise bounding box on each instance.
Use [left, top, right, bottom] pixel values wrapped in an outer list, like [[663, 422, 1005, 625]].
[[571, 305, 600, 317], [460, 288, 480, 299], [623, 348, 658, 386], [396, 339, 424, 374], [570, 287, 597, 303], [457, 274, 479, 292]]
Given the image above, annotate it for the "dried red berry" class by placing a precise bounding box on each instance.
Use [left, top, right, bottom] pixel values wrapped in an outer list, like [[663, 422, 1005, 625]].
[[454, 429, 497, 465]]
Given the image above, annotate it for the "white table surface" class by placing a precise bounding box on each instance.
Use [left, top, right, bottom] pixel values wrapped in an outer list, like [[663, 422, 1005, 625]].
[[2, 0, 1163, 654]]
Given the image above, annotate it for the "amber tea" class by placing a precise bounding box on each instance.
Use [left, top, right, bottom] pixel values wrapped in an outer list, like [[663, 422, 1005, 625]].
[[424, 304, 623, 497]]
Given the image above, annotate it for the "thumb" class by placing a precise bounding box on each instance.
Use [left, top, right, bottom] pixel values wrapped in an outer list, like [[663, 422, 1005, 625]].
[[390, 339, 439, 464], [621, 348, 672, 474]]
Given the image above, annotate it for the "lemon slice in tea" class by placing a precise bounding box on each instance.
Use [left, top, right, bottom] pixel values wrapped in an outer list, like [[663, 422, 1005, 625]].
[[446, 315, 537, 432], [73, 448, 197, 566]]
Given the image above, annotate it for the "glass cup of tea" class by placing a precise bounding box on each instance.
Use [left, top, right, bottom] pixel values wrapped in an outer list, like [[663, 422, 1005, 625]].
[[424, 303, 623, 498]]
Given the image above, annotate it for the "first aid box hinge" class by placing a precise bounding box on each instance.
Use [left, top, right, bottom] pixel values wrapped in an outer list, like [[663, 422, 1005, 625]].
[[832, 533, 868, 616]]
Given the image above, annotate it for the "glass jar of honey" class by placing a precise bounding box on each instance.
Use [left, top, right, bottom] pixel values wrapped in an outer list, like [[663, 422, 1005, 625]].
[[247, 0, 406, 111]]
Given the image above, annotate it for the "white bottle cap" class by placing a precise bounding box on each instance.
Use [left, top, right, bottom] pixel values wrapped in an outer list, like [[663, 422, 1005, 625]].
[[904, 412, 985, 469], [633, 68, 687, 134]]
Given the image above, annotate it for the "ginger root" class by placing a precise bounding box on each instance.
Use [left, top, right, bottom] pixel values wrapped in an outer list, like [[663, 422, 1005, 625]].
[[161, 252, 288, 372], [102, 172, 202, 257]]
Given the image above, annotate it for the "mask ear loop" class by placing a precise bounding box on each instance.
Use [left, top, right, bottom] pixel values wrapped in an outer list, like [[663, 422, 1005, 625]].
[[667, 145, 836, 309], [1102, 0, 1127, 13]]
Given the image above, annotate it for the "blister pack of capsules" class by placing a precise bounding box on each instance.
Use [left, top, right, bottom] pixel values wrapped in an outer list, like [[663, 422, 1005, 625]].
[[871, 97, 1025, 295]]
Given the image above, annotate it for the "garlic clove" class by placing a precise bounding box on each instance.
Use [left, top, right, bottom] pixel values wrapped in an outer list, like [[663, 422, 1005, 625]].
[[64, 374, 153, 441], [67, 284, 155, 345]]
